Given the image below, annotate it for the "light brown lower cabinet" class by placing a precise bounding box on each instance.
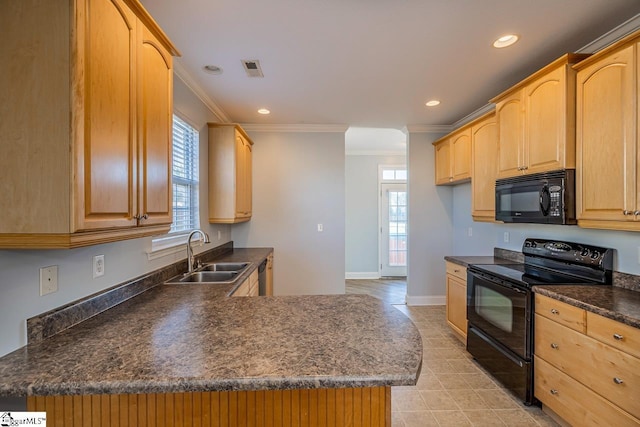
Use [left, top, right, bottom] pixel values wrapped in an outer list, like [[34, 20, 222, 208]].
[[232, 269, 259, 297], [27, 386, 391, 426], [445, 261, 467, 342], [266, 253, 274, 296], [534, 294, 640, 426]]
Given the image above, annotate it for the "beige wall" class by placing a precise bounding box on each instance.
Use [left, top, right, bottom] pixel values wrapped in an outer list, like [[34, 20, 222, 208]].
[[406, 130, 451, 305], [231, 130, 346, 296]]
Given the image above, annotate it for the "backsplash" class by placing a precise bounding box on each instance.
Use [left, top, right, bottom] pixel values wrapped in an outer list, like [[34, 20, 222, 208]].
[[493, 248, 524, 263], [612, 271, 640, 292]]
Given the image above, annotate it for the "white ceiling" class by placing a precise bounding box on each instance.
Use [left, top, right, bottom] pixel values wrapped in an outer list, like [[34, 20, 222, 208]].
[[141, 0, 640, 146]]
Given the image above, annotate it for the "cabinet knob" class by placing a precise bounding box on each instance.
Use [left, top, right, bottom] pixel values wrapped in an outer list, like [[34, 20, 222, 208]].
[[550, 343, 559, 349], [550, 309, 559, 315], [613, 377, 624, 385], [550, 389, 559, 395], [613, 333, 624, 341], [623, 210, 632, 215], [635, 211, 640, 219]]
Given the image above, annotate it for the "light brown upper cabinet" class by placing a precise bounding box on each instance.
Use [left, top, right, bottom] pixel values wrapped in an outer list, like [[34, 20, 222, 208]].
[[470, 112, 498, 222], [208, 124, 254, 223], [492, 54, 589, 179], [433, 127, 471, 185], [574, 32, 639, 231], [0, 0, 179, 248]]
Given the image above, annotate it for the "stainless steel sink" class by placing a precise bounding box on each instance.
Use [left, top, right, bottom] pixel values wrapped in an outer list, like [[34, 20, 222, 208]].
[[198, 262, 250, 272], [165, 271, 240, 284], [164, 261, 251, 284]]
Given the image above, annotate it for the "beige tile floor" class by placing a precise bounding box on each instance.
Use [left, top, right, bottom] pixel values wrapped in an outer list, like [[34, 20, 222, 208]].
[[391, 305, 559, 427]]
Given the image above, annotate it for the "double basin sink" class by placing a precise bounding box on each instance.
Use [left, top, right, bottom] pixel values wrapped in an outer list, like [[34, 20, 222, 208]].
[[165, 262, 251, 284]]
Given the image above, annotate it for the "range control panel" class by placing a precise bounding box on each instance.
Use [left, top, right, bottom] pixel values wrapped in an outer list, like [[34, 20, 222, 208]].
[[523, 238, 614, 269]]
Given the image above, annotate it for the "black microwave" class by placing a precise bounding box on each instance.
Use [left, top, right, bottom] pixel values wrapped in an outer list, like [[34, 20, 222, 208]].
[[495, 169, 576, 225]]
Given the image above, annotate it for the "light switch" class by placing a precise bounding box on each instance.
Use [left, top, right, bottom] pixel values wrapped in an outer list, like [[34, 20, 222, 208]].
[[317, 224, 323, 232]]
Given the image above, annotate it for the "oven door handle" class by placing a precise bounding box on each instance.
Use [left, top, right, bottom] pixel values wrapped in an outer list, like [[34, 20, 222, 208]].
[[469, 270, 528, 294], [469, 327, 525, 367]]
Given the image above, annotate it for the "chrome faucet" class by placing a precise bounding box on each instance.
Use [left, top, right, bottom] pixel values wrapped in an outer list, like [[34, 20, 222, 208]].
[[187, 229, 211, 273]]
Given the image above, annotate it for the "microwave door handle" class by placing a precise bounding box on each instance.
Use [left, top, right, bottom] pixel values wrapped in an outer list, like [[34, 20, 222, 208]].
[[539, 185, 550, 216]]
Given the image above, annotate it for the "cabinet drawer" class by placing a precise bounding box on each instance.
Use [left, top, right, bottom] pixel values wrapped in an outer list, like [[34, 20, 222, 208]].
[[535, 314, 640, 419], [587, 311, 640, 359], [535, 355, 639, 427], [535, 314, 583, 367], [445, 261, 467, 281], [535, 293, 586, 332]]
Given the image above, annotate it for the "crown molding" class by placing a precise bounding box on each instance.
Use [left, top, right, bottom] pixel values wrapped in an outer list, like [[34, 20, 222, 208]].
[[173, 60, 231, 123], [240, 123, 350, 133], [578, 13, 640, 53], [451, 103, 496, 129], [404, 124, 452, 134]]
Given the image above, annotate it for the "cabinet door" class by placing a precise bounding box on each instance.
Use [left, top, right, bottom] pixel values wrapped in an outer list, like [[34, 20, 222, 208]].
[[496, 90, 524, 178], [138, 25, 173, 226], [446, 274, 467, 340], [434, 140, 452, 184], [471, 115, 498, 221], [266, 254, 274, 296], [576, 45, 635, 224], [234, 133, 252, 219], [525, 65, 568, 173], [74, 0, 138, 231], [451, 129, 471, 181]]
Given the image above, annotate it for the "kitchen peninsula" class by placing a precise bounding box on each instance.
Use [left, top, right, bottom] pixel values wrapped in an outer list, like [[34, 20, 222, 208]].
[[0, 259, 422, 426]]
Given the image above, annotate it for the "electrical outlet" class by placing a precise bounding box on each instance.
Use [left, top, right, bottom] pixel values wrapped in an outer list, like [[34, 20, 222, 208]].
[[503, 232, 510, 243], [467, 227, 473, 237], [40, 265, 58, 296], [217, 230, 222, 240], [93, 255, 105, 278], [637, 247, 640, 264], [317, 224, 324, 232]]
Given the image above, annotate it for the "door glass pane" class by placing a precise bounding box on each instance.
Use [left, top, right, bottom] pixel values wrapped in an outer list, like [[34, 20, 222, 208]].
[[388, 191, 407, 267]]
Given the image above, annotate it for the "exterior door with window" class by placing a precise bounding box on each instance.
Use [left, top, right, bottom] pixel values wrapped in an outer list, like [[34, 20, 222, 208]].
[[381, 183, 407, 277]]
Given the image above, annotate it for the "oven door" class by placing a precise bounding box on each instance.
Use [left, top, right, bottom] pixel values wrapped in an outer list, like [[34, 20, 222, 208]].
[[467, 269, 531, 359]]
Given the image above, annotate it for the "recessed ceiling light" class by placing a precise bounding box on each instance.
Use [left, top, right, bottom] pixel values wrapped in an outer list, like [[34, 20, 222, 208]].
[[203, 65, 223, 75], [493, 34, 519, 48], [425, 100, 440, 107], [257, 108, 270, 115]]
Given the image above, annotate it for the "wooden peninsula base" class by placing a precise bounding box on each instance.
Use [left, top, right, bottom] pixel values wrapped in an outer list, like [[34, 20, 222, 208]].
[[28, 386, 391, 426]]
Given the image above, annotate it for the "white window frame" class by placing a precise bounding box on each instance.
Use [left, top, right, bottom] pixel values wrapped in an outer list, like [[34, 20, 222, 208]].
[[148, 113, 202, 259], [378, 165, 408, 276]]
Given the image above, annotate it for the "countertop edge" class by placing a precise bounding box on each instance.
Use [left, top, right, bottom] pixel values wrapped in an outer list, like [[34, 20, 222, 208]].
[[1, 373, 420, 397]]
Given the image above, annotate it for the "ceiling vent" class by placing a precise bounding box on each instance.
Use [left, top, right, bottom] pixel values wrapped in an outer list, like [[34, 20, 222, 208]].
[[241, 60, 264, 78]]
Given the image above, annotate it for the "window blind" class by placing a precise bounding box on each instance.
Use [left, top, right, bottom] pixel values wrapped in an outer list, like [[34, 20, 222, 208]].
[[170, 115, 199, 233]]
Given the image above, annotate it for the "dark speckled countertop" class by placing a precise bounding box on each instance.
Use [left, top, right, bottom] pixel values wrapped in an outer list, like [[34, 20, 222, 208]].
[[533, 285, 640, 329], [0, 286, 422, 396]]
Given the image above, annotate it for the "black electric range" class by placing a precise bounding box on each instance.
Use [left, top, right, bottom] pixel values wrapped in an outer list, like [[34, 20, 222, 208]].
[[466, 238, 614, 405]]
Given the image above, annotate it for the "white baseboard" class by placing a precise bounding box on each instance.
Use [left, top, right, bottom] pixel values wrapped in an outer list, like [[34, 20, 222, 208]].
[[345, 272, 380, 279], [406, 295, 446, 306]]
